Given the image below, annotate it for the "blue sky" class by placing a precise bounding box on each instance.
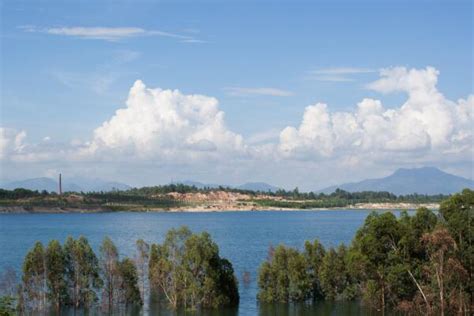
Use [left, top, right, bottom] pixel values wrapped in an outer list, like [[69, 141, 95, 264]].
[[0, 0, 473, 189]]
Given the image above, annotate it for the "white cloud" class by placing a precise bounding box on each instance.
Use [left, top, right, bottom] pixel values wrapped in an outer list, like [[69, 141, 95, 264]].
[[0, 128, 26, 160], [82, 80, 245, 161], [225, 87, 293, 97], [2, 67, 472, 188], [308, 67, 376, 82], [311, 67, 375, 75], [280, 67, 473, 165], [21, 26, 200, 42]]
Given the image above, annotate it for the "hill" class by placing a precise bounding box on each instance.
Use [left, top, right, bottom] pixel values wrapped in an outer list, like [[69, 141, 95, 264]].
[[319, 167, 474, 195], [0, 177, 130, 193], [236, 182, 280, 192]]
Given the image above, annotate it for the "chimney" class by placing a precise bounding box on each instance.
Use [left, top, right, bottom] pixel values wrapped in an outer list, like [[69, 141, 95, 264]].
[[59, 173, 62, 195]]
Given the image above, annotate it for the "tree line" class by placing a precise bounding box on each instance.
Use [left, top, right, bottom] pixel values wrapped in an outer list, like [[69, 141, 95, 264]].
[[0, 186, 446, 209], [0, 189, 471, 315], [0, 228, 239, 315], [257, 189, 473, 315]]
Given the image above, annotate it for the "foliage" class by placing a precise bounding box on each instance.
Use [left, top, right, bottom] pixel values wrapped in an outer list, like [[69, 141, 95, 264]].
[[45, 240, 67, 309], [149, 226, 239, 310], [257, 245, 313, 302], [63, 236, 102, 308], [257, 189, 473, 315], [0, 185, 447, 211]]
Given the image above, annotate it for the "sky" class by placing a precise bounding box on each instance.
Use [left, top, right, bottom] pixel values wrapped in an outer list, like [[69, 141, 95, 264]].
[[0, 0, 473, 191]]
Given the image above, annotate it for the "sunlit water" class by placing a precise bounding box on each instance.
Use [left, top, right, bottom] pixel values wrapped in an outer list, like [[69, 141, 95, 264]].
[[0, 210, 408, 315]]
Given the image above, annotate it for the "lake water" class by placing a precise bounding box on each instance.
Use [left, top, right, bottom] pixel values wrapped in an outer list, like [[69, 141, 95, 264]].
[[0, 210, 404, 315]]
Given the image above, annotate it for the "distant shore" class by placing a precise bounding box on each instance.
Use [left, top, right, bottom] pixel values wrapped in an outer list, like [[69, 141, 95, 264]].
[[0, 202, 439, 214]]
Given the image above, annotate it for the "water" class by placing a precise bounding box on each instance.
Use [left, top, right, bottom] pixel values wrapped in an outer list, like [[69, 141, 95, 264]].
[[0, 210, 404, 315]]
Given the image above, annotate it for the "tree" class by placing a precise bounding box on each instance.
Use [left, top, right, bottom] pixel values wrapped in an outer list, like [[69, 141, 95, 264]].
[[45, 240, 67, 310], [319, 245, 350, 300], [118, 258, 142, 306], [99, 237, 120, 310], [20, 242, 46, 311], [149, 226, 239, 310], [349, 212, 402, 310], [257, 245, 312, 303], [135, 239, 149, 303], [422, 227, 468, 315], [63, 236, 102, 308], [304, 240, 326, 299], [438, 189, 473, 305], [0, 295, 16, 316]]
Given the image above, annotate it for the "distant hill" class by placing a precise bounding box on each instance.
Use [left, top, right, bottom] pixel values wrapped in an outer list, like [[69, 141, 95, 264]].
[[0, 177, 131, 193], [319, 167, 474, 195], [176, 180, 222, 189], [237, 182, 281, 192], [0, 177, 82, 192], [175, 180, 280, 192]]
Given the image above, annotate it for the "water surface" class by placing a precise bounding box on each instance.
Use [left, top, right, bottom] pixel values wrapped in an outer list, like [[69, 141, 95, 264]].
[[0, 210, 405, 315]]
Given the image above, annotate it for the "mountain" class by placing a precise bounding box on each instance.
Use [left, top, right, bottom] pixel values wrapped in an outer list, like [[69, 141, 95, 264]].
[[175, 180, 280, 192], [319, 167, 474, 195], [237, 182, 281, 192], [0, 177, 81, 192], [1, 177, 131, 193], [176, 180, 222, 189], [66, 177, 131, 192]]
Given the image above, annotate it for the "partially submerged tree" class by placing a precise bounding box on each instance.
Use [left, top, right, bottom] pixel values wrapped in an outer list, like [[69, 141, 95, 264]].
[[20, 241, 47, 311], [100, 237, 121, 310], [149, 226, 239, 310], [118, 258, 142, 306], [45, 240, 67, 310], [258, 245, 313, 303], [63, 236, 102, 308], [135, 239, 150, 303]]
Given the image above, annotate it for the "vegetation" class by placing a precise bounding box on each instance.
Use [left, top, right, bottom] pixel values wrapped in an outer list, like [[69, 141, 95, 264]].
[[257, 189, 473, 315], [0, 189, 471, 314], [149, 227, 239, 310], [0, 227, 238, 314], [0, 185, 446, 211]]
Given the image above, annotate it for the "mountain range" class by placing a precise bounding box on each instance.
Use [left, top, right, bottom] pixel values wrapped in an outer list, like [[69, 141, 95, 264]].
[[1, 167, 472, 195], [176, 180, 281, 192], [318, 167, 473, 195], [0, 177, 131, 193]]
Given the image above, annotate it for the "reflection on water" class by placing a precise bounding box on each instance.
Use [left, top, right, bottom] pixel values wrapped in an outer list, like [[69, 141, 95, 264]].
[[27, 301, 382, 316], [0, 210, 408, 315]]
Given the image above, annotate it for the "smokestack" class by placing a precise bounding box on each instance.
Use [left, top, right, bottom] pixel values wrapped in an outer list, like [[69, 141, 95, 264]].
[[59, 173, 62, 195]]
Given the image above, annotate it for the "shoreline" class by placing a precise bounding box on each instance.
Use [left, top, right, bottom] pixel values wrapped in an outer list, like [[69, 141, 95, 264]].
[[0, 202, 439, 214]]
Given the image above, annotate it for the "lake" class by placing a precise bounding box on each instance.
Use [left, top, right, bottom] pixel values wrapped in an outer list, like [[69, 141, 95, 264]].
[[0, 210, 404, 315]]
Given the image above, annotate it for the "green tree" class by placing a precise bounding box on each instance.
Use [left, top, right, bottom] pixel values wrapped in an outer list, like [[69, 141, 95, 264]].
[[118, 258, 142, 306], [20, 242, 46, 311], [100, 236, 120, 310], [63, 236, 102, 308], [45, 240, 67, 310], [257, 245, 312, 303], [319, 245, 349, 300], [304, 240, 326, 299], [0, 296, 16, 316], [350, 212, 402, 310], [149, 226, 238, 310]]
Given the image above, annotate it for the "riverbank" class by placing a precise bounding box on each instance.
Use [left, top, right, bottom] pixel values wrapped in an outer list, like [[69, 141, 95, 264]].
[[0, 202, 439, 214]]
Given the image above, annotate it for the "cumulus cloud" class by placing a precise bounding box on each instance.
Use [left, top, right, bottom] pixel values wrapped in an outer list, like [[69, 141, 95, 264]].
[[82, 80, 245, 161], [2, 67, 472, 186], [279, 67, 473, 165], [0, 128, 26, 160]]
